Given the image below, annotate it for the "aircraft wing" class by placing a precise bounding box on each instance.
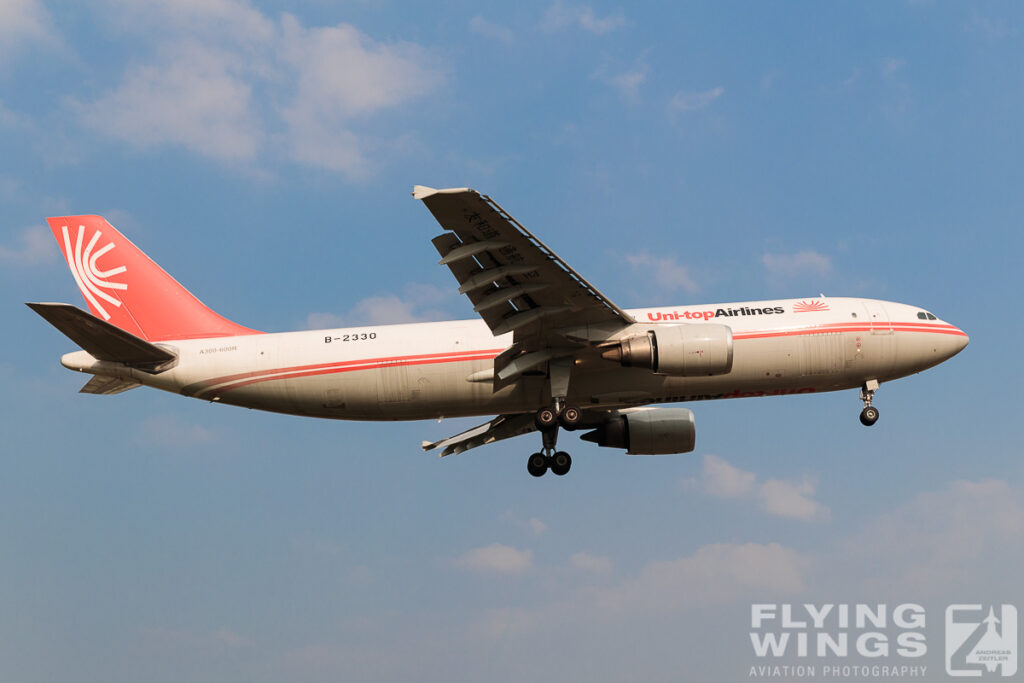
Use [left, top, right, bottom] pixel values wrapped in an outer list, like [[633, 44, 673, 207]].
[[422, 413, 538, 457], [422, 407, 648, 457], [414, 186, 634, 346]]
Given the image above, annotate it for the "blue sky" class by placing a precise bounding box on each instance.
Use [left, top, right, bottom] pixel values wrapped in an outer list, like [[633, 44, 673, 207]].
[[1, 1, 1022, 681]]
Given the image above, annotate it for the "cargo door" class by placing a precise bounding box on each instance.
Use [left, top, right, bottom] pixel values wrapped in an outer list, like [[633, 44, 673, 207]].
[[861, 300, 895, 375], [376, 359, 411, 403]]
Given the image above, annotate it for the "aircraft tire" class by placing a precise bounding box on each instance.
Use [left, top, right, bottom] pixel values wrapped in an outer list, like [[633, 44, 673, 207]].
[[859, 406, 879, 426], [550, 451, 572, 476], [558, 406, 582, 431], [527, 452, 548, 477], [534, 407, 558, 431]]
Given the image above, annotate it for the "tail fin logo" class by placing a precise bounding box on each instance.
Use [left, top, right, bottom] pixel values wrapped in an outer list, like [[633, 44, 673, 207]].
[[61, 224, 127, 320]]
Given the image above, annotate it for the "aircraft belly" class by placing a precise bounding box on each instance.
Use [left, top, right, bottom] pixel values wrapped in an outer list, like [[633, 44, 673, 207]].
[[146, 316, 954, 421], [219, 358, 541, 420], [192, 334, 876, 419]]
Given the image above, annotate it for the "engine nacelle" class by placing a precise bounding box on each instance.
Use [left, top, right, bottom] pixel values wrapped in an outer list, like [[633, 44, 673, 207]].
[[601, 324, 733, 376], [581, 408, 696, 455]]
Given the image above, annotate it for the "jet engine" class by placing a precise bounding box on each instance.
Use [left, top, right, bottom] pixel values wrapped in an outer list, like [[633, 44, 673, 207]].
[[601, 324, 733, 376], [581, 408, 696, 455]]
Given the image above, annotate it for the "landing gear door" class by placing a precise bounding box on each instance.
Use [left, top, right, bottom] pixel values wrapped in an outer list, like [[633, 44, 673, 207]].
[[862, 300, 893, 335]]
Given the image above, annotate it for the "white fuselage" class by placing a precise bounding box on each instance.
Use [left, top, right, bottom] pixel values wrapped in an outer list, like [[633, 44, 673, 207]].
[[60, 297, 968, 421]]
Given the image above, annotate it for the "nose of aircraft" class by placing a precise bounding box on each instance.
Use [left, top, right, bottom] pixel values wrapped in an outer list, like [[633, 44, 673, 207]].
[[952, 327, 969, 354], [899, 319, 969, 374], [941, 325, 969, 360]]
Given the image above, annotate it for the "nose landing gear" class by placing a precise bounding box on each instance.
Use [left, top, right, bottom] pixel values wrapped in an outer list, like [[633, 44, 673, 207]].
[[859, 380, 880, 426]]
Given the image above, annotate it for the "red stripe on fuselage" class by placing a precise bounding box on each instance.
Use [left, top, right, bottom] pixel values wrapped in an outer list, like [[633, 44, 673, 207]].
[[192, 348, 505, 397], [193, 323, 964, 397], [733, 321, 966, 340]]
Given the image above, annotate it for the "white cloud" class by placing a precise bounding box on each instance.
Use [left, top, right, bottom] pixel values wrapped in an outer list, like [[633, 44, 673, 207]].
[[833, 479, 1024, 596], [307, 283, 455, 328], [610, 70, 646, 97], [0, 100, 33, 130], [759, 477, 828, 521], [543, 2, 626, 35], [527, 517, 547, 536], [686, 454, 830, 521], [501, 510, 548, 536], [78, 4, 443, 177], [469, 16, 515, 44], [761, 249, 832, 278], [881, 56, 906, 77], [0, 0, 52, 62], [0, 225, 57, 266], [135, 414, 217, 448], [455, 543, 533, 574], [669, 86, 724, 112], [305, 312, 347, 330], [211, 628, 252, 648], [469, 540, 806, 642], [625, 250, 699, 293], [761, 69, 782, 91], [348, 565, 373, 585], [319, 294, 431, 326], [593, 62, 648, 99], [278, 15, 443, 177], [570, 552, 612, 573], [107, 0, 275, 48], [98, 209, 141, 234], [588, 542, 806, 617], [698, 453, 756, 497], [965, 14, 1016, 41], [141, 625, 253, 652], [222, 479, 1024, 680], [278, 15, 437, 117], [842, 67, 862, 88], [78, 42, 261, 163]]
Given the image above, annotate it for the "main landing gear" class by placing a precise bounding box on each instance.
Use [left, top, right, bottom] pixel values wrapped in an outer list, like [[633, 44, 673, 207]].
[[527, 401, 580, 477], [859, 379, 880, 426]]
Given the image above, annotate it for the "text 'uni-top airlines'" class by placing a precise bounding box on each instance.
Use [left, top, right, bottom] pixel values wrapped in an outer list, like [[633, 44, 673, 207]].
[[29, 186, 968, 477]]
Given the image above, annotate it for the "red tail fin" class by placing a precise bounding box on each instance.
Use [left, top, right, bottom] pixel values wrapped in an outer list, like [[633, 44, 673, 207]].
[[47, 215, 260, 341]]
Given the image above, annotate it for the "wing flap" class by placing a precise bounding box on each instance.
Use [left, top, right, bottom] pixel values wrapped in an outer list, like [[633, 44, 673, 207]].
[[422, 413, 537, 457]]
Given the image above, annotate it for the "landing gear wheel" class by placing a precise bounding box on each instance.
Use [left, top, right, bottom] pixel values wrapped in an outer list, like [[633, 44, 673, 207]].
[[527, 452, 548, 477], [558, 406, 582, 431], [860, 406, 879, 426], [534, 407, 558, 431], [550, 451, 572, 476]]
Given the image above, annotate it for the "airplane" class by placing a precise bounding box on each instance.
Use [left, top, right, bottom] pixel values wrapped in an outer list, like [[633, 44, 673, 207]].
[[28, 186, 969, 477]]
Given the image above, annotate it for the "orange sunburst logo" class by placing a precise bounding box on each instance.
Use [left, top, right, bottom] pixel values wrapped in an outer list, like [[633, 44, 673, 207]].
[[793, 299, 829, 313]]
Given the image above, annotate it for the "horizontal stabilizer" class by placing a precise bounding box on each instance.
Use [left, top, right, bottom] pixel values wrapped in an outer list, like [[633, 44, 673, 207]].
[[26, 302, 177, 372], [79, 375, 141, 395]]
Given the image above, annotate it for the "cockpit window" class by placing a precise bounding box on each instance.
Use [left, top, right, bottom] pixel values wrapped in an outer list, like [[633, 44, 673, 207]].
[[917, 312, 927, 320], [927, 313, 937, 320]]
